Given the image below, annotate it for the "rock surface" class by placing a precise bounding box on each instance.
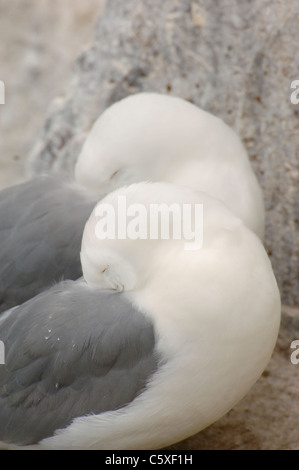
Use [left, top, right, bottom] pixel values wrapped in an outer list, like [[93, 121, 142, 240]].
[[0, 0, 105, 189]]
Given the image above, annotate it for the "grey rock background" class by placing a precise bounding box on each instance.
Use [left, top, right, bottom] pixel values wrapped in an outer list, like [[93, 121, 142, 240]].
[[0, 0, 298, 450], [0, 0, 105, 188]]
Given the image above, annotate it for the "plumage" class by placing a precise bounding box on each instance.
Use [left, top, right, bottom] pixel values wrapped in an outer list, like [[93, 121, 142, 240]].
[[0, 93, 264, 312], [76, 93, 265, 238], [0, 282, 158, 445], [0, 176, 96, 313], [0, 182, 280, 450]]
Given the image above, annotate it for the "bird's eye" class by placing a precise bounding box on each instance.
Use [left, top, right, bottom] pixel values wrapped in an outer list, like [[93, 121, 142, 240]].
[[101, 265, 124, 291], [110, 169, 121, 180]]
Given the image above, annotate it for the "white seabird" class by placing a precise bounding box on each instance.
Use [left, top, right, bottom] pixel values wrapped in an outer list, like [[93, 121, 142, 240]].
[[0, 92, 264, 312], [76, 93, 265, 239], [0, 182, 280, 450]]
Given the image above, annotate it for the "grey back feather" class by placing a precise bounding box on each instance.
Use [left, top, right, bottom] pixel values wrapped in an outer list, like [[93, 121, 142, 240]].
[[0, 281, 158, 445], [0, 176, 96, 313]]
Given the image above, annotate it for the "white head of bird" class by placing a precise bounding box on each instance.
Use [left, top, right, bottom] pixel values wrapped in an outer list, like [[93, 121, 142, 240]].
[[75, 93, 265, 239], [81, 181, 279, 341]]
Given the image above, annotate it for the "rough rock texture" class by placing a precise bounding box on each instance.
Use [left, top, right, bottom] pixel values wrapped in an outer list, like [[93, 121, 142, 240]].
[[5, 0, 298, 449], [0, 0, 105, 189], [28, 0, 299, 308]]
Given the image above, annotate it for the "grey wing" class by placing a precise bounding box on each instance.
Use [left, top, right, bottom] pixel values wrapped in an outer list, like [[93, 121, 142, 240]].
[[0, 281, 158, 446], [0, 176, 96, 313]]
